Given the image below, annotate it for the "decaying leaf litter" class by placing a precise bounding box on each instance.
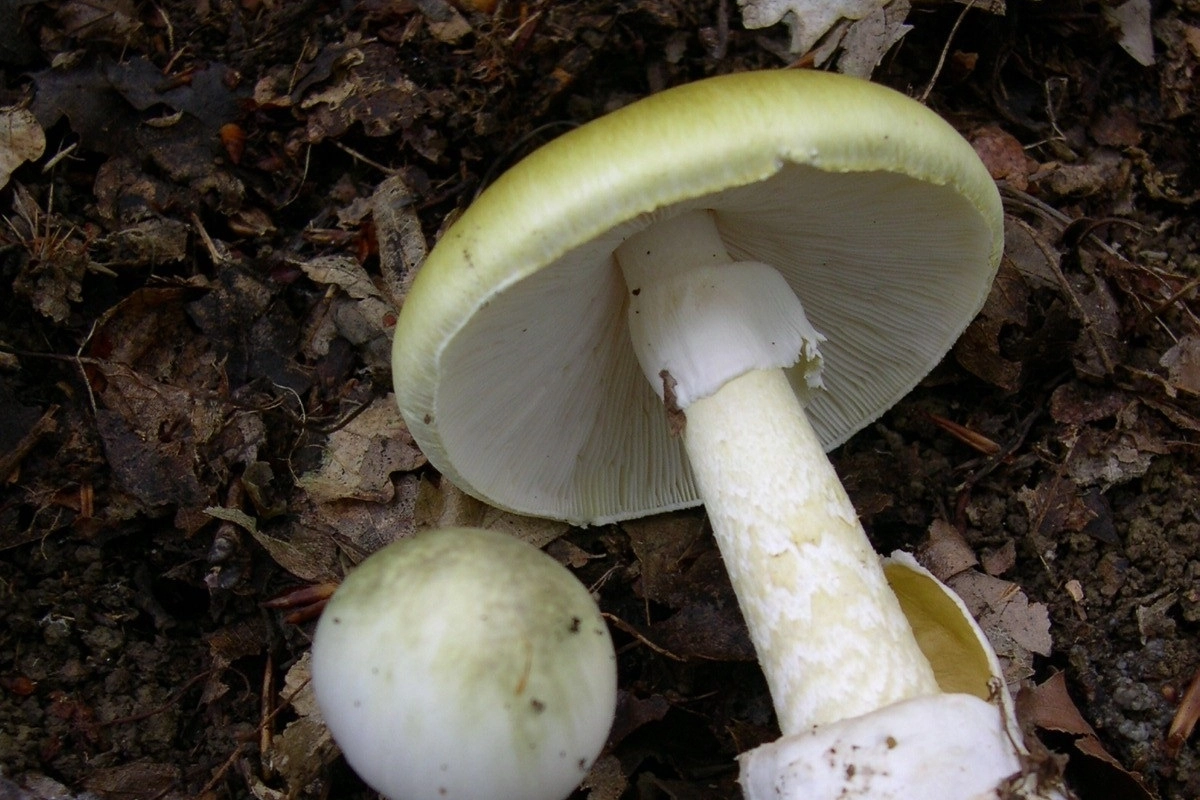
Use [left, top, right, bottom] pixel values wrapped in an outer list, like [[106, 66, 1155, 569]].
[[0, 0, 1197, 798]]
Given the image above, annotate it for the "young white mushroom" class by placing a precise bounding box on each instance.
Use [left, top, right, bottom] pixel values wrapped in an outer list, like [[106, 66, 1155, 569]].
[[310, 527, 617, 800], [389, 70, 1068, 797]]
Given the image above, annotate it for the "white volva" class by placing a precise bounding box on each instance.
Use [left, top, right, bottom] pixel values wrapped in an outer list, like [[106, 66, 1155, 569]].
[[616, 209, 939, 733]]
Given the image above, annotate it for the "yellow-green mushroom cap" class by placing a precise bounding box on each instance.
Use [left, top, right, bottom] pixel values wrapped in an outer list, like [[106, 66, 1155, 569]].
[[392, 69, 1003, 526]]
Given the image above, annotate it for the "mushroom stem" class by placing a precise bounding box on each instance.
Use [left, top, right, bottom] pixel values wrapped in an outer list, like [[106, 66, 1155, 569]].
[[686, 368, 938, 732], [616, 209, 939, 734]]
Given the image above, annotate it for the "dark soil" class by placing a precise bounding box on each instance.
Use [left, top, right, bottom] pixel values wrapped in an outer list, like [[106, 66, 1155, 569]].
[[1, 1, 1198, 799]]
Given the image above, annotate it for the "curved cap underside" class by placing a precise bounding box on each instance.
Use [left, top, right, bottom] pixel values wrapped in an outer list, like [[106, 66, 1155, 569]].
[[392, 70, 1003, 525]]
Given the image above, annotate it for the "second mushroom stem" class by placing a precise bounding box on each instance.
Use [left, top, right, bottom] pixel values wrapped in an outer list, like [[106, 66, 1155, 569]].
[[616, 209, 940, 735]]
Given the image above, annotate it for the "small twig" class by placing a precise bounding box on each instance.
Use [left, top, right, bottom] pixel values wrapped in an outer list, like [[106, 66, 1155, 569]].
[[0, 405, 59, 483], [76, 320, 99, 417], [1138, 275, 1200, 328], [331, 139, 400, 176], [920, 0, 976, 103], [200, 675, 313, 795], [190, 211, 231, 266], [42, 141, 79, 173], [259, 654, 275, 779], [602, 612, 685, 661], [1167, 668, 1200, 758], [926, 410, 1001, 456], [99, 670, 213, 727], [1013, 216, 1116, 376]]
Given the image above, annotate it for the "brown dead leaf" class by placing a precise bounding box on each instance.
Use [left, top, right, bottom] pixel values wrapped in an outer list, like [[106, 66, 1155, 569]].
[[1160, 334, 1200, 396], [97, 217, 191, 270], [266, 654, 338, 797], [93, 156, 181, 223], [31, 56, 246, 154], [917, 519, 979, 582], [1000, 216, 1061, 290], [207, 505, 343, 584], [56, 0, 142, 45], [1067, 267, 1124, 379], [829, 0, 912, 78], [299, 255, 396, 370], [9, 184, 92, 322], [95, 408, 208, 508], [579, 753, 627, 800], [1020, 673, 1156, 800], [954, 260, 1028, 391], [1102, 0, 1155, 66], [202, 616, 271, 703], [1089, 105, 1143, 148], [413, 0, 473, 42], [1049, 382, 1129, 425], [300, 42, 432, 153], [412, 476, 570, 549], [1042, 150, 1126, 199], [980, 539, 1017, 576], [0, 107, 45, 190], [971, 126, 1040, 191], [1017, 465, 1119, 544], [649, 601, 756, 661], [88, 345, 226, 509], [948, 569, 1051, 683], [1153, 18, 1200, 120], [739, 0, 887, 60], [186, 267, 313, 392], [293, 474, 420, 565], [1065, 425, 1156, 488], [621, 512, 752, 661], [297, 396, 424, 504], [623, 512, 708, 605], [372, 174, 428, 310]]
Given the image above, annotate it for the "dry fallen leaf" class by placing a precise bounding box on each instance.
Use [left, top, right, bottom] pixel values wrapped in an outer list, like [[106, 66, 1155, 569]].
[[1160, 334, 1200, 396], [917, 518, 979, 582], [292, 474, 420, 564], [0, 106, 45, 190], [1020, 672, 1156, 799], [954, 260, 1029, 391], [739, 0, 878, 53], [299, 255, 397, 371], [413, 476, 570, 550], [267, 654, 338, 797], [1102, 0, 1156, 66], [970, 126, 1040, 191], [947, 569, 1052, 683], [578, 754, 627, 800], [297, 396, 425, 504], [827, 0, 911, 77]]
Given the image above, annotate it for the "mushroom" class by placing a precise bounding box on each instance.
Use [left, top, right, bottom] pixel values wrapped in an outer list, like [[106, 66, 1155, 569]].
[[391, 70, 1065, 796], [310, 527, 617, 800]]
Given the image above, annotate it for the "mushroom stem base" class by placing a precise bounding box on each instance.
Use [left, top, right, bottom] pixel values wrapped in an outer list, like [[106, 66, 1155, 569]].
[[683, 368, 939, 733]]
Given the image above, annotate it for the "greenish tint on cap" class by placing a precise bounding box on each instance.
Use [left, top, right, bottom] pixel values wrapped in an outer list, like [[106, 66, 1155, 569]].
[[392, 70, 1003, 526]]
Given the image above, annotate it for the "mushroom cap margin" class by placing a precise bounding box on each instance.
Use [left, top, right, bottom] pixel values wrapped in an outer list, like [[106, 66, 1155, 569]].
[[392, 69, 1004, 525]]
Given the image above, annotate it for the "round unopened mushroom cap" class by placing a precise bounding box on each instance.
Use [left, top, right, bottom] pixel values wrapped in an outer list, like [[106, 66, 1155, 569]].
[[393, 70, 1003, 526], [312, 527, 617, 800]]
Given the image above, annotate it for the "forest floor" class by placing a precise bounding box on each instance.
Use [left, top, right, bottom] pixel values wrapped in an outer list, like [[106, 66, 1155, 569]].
[[1, 1, 1198, 798]]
